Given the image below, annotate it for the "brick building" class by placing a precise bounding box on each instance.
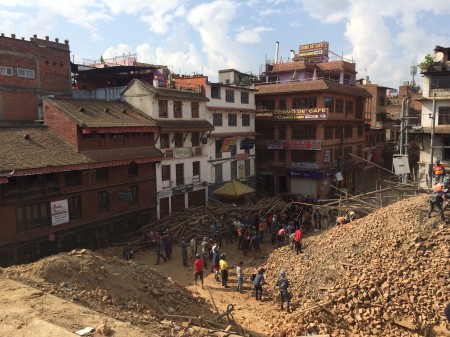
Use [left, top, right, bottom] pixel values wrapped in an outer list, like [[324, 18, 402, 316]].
[[0, 98, 163, 266], [0, 33, 71, 121]]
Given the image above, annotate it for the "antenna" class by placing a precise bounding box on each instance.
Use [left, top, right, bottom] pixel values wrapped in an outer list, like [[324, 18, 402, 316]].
[[410, 64, 417, 89], [434, 52, 444, 63]]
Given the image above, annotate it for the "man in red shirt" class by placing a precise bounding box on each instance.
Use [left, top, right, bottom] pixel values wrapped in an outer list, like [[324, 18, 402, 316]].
[[194, 253, 204, 287], [294, 227, 303, 255]]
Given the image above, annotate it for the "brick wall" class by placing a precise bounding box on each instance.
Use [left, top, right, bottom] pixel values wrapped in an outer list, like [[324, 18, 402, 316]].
[[1, 91, 38, 120], [43, 100, 79, 149]]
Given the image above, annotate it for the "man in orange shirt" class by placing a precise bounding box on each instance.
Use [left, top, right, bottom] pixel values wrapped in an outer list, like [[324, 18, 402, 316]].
[[433, 160, 445, 183]]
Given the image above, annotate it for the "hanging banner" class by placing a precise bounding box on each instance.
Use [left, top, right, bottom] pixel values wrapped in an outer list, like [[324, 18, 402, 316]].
[[51, 199, 69, 226], [268, 140, 321, 150], [240, 138, 255, 150], [220, 138, 237, 152]]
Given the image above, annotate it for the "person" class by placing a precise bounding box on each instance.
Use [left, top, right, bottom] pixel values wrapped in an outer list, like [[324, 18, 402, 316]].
[[287, 221, 295, 250], [429, 184, 445, 220], [251, 232, 262, 254], [313, 209, 322, 230], [123, 242, 133, 261], [294, 227, 303, 255], [253, 267, 266, 301], [276, 269, 290, 312], [201, 237, 210, 269], [155, 233, 167, 265], [194, 253, 204, 287], [163, 228, 173, 260], [433, 159, 445, 183], [139, 232, 151, 252], [219, 253, 229, 288], [180, 237, 188, 267], [236, 261, 244, 293], [190, 235, 197, 260], [277, 225, 285, 247], [212, 244, 220, 282]]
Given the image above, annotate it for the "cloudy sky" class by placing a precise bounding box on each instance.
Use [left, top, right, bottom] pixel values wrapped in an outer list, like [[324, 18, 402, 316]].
[[1, 0, 449, 89]]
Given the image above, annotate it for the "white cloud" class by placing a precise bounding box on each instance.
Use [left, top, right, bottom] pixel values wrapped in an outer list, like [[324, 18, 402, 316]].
[[259, 8, 281, 16], [136, 43, 153, 64], [235, 26, 273, 44], [102, 44, 133, 61]]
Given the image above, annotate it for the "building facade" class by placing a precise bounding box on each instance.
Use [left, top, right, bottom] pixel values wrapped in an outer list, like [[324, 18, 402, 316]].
[[0, 34, 71, 121], [122, 79, 212, 218]]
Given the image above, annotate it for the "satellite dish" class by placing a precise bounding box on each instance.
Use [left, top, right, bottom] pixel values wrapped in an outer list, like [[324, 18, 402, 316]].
[[434, 52, 444, 63], [201, 137, 208, 145]]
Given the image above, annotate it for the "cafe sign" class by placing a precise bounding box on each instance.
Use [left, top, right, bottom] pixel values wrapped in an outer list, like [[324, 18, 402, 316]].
[[272, 108, 328, 120]]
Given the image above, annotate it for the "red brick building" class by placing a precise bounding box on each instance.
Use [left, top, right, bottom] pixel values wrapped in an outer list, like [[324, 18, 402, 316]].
[[0, 98, 163, 266], [255, 54, 371, 197], [0, 34, 71, 121]]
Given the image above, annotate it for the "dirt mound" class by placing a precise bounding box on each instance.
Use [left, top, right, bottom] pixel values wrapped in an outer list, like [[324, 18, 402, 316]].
[[1, 249, 219, 336], [263, 195, 450, 336]]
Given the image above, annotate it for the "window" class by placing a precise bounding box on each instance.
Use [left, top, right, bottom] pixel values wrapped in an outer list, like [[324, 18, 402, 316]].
[[226, 89, 235, 103], [158, 100, 168, 118], [160, 133, 170, 148], [324, 126, 334, 139], [343, 146, 352, 159], [65, 171, 82, 186], [279, 99, 286, 109], [255, 124, 275, 139], [241, 91, 249, 104], [174, 133, 183, 148], [68, 196, 82, 220], [278, 125, 286, 139], [211, 85, 221, 99], [176, 163, 184, 186], [129, 185, 139, 205], [242, 114, 250, 126], [231, 161, 237, 179], [443, 137, 450, 160], [356, 144, 363, 157], [191, 102, 199, 118], [174, 101, 182, 118], [0, 66, 13, 76], [345, 100, 354, 114], [215, 163, 223, 183], [334, 148, 342, 163], [215, 139, 223, 159], [17, 68, 35, 78], [357, 125, 363, 137], [228, 113, 237, 126], [96, 167, 108, 182], [344, 125, 353, 138], [16, 202, 49, 233], [335, 126, 343, 139], [193, 161, 200, 178], [244, 160, 251, 177], [191, 132, 200, 147], [256, 99, 275, 110], [98, 191, 109, 213], [292, 97, 317, 109], [335, 99, 344, 113], [291, 125, 316, 139], [438, 107, 450, 125], [128, 162, 138, 177], [292, 151, 316, 162], [213, 113, 223, 127], [162, 165, 171, 181], [325, 97, 335, 113]]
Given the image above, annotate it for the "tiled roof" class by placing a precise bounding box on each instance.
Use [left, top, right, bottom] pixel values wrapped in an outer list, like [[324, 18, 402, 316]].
[[0, 127, 91, 172], [271, 60, 356, 73], [129, 79, 209, 101], [272, 62, 315, 72], [46, 98, 158, 128], [157, 119, 214, 132], [256, 79, 371, 98], [0, 126, 163, 174], [213, 180, 255, 197]]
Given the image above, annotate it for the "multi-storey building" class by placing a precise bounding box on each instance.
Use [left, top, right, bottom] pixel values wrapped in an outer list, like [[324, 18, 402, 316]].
[[0, 33, 71, 121], [122, 79, 212, 218], [255, 42, 371, 197], [0, 98, 163, 266], [173, 70, 257, 197], [418, 46, 450, 187]]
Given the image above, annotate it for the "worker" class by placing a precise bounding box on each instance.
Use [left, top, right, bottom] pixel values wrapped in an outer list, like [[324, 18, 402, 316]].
[[253, 267, 266, 301], [276, 269, 290, 312], [433, 159, 445, 183], [219, 253, 229, 288], [193, 253, 204, 287], [429, 183, 445, 220]]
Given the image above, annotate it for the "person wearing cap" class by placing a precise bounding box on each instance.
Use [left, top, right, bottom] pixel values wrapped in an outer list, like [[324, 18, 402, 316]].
[[211, 244, 220, 282], [193, 253, 204, 287], [253, 267, 266, 301], [219, 253, 229, 288], [180, 237, 188, 267], [429, 183, 445, 220], [433, 159, 445, 183], [276, 269, 290, 312]]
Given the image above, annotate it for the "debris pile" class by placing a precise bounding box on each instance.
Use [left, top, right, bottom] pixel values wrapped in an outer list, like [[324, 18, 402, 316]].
[[264, 194, 450, 337]]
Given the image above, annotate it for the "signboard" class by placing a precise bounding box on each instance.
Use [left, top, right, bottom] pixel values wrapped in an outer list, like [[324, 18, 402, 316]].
[[393, 155, 410, 175], [240, 138, 255, 150], [235, 153, 249, 161], [273, 108, 328, 120], [220, 138, 237, 153], [51, 199, 69, 226], [323, 149, 331, 163], [286, 169, 325, 179], [119, 192, 133, 201], [173, 184, 193, 194], [299, 41, 329, 59], [292, 162, 319, 170], [173, 148, 191, 158], [268, 140, 321, 150]]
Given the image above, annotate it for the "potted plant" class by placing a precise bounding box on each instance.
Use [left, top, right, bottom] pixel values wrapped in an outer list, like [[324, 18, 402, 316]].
[[419, 54, 434, 72]]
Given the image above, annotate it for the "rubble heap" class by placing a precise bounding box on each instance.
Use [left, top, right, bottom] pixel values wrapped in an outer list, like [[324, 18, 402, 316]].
[[264, 195, 450, 337]]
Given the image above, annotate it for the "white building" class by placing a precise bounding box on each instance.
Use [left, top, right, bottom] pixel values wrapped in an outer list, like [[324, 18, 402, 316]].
[[122, 79, 213, 218], [174, 69, 257, 198], [418, 46, 450, 187]]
